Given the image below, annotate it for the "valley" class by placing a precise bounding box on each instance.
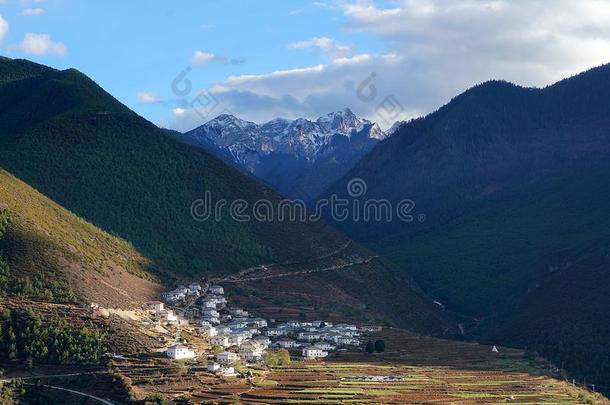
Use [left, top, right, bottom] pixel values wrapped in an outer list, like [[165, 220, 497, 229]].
[[0, 52, 609, 404]]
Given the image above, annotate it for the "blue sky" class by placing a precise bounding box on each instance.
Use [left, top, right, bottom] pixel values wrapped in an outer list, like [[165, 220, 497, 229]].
[[2, 0, 610, 131]]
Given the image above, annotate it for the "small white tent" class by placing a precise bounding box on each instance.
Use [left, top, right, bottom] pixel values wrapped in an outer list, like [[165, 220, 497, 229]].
[[491, 345, 499, 353]]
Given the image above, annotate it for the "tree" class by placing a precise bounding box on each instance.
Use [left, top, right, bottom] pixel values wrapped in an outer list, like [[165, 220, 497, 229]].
[[263, 349, 291, 367], [144, 393, 167, 405], [365, 341, 375, 353], [374, 340, 385, 353]]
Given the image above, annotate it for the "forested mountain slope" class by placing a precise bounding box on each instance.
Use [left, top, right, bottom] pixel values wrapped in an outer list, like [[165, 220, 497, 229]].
[[324, 64, 610, 388]]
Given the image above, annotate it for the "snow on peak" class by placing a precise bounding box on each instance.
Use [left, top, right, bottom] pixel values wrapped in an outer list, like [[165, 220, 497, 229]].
[[185, 109, 389, 163]]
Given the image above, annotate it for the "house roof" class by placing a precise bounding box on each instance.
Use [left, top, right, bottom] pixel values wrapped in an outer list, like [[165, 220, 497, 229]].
[[168, 343, 189, 350]]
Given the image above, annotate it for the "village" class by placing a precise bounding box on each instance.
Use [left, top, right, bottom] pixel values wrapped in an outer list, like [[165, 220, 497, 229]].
[[141, 282, 381, 378]]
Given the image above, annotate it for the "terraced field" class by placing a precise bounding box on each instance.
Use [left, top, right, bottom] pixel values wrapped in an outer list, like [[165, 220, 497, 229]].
[[114, 328, 608, 404]]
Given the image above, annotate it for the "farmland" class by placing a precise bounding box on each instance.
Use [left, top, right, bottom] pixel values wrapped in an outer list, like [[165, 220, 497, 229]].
[[112, 328, 608, 404]]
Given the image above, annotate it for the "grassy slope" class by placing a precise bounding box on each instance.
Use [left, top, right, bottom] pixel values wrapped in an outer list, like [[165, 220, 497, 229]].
[[0, 169, 162, 307]]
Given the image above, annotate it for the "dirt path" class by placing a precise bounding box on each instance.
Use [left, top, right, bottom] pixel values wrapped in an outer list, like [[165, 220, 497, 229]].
[[27, 384, 114, 405], [2, 372, 115, 405], [212, 240, 355, 284], [28, 383, 115, 405], [219, 255, 377, 283]]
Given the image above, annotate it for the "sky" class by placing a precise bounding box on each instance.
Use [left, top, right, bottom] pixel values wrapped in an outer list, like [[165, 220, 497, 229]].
[[2, 0, 610, 132]]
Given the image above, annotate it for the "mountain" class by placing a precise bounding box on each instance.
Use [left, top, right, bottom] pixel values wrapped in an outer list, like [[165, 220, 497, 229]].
[[323, 64, 610, 388], [491, 234, 610, 387], [0, 57, 450, 334], [180, 109, 388, 200]]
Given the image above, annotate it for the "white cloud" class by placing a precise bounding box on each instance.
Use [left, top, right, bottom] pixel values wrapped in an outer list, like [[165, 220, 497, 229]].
[[339, 0, 610, 85], [289, 36, 353, 59], [22, 7, 45, 16], [0, 15, 8, 42], [169, 0, 610, 131], [20, 32, 66, 55], [173, 107, 186, 117], [191, 50, 226, 65], [137, 91, 160, 104]]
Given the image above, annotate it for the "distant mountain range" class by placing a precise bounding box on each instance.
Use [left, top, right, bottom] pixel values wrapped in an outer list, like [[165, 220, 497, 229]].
[[180, 108, 390, 200], [324, 63, 610, 388]]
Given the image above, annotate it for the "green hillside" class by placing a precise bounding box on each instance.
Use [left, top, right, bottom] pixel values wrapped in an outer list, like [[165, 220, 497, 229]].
[[0, 57, 345, 276], [491, 234, 610, 389], [324, 64, 610, 389], [380, 161, 610, 314]]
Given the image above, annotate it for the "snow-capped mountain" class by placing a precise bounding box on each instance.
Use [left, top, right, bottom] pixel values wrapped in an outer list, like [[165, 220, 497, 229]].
[[181, 109, 390, 200]]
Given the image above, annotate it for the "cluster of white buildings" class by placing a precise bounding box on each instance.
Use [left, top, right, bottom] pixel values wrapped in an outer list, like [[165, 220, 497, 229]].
[[198, 289, 271, 366], [265, 320, 362, 358], [161, 283, 203, 304], [158, 282, 373, 370]]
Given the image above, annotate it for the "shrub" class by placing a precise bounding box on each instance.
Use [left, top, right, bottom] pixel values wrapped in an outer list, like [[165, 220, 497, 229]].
[[263, 349, 291, 367]]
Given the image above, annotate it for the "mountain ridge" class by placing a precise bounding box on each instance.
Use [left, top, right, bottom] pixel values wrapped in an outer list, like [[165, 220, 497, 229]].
[[179, 108, 390, 200]]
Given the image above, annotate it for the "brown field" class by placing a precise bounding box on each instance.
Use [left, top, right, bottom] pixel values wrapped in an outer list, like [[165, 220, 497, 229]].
[[112, 328, 609, 404]]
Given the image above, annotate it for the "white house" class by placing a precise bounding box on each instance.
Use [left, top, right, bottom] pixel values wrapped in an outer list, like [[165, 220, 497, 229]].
[[146, 301, 164, 312], [302, 347, 328, 359], [203, 309, 220, 318], [228, 334, 243, 347], [254, 336, 271, 348], [335, 323, 357, 330], [166, 343, 196, 360], [207, 362, 221, 373], [188, 283, 202, 293], [203, 326, 218, 337], [210, 335, 230, 348], [239, 341, 265, 362], [231, 308, 248, 317], [249, 318, 268, 328], [157, 309, 178, 324], [229, 320, 249, 329], [337, 336, 359, 346], [202, 300, 217, 309], [202, 315, 219, 325], [285, 320, 302, 329], [312, 342, 335, 351], [218, 366, 236, 376], [277, 339, 300, 349], [216, 326, 233, 335], [297, 332, 323, 342], [323, 332, 343, 343], [265, 328, 289, 337], [216, 351, 238, 365], [209, 285, 224, 295]]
